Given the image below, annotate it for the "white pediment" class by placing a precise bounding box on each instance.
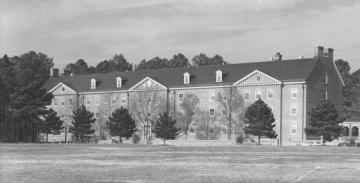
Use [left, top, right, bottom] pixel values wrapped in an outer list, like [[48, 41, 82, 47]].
[[129, 77, 167, 91], [233, 70, 281, 86], [48, 82, 77, 95]]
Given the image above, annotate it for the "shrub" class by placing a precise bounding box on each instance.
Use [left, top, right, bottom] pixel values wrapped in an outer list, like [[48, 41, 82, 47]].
[[132, 134, 140, 144], [236, 134, 244, 144]]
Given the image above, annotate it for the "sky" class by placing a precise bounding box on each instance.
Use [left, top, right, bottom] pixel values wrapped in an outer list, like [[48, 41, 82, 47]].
[[1, 0, 360, 71]]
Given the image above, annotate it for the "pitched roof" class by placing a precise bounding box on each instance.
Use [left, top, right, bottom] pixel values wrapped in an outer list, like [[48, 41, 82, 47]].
[[44, 58, 319, 93]]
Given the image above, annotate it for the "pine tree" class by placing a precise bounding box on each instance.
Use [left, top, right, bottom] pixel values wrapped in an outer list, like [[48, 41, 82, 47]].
[[42, 108, 64, 143], [153, 112, 180, 144], [107, 107, 137, 143], [244, 99, 277, 144], [69, 105, 96, 143], [305, 100, 343, 145]]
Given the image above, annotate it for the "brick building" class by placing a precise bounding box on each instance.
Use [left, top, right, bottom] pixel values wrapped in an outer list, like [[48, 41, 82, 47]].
[[44, 46, 344, 145]]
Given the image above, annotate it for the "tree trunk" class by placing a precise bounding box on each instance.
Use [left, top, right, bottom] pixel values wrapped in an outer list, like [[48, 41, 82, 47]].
[[163, 138, 165, 145], [258, 136, 261, 145], [46, 133, 48, 143]]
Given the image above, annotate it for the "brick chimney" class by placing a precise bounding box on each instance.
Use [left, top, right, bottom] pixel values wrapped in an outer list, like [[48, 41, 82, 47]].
[[314, 46, 324, 58], [272, 52, 282, 61], [51, 68, 59, 77], [324, 48, 334, 61]]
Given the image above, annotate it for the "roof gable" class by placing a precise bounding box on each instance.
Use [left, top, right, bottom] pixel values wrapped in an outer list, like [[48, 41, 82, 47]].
[[129, 76, 167, 91], [48, 82, 77, 95], [233, 70, 281, 86]]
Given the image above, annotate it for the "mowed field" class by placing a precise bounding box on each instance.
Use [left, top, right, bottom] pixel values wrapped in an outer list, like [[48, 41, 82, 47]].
[[1, 144, 360, 183]]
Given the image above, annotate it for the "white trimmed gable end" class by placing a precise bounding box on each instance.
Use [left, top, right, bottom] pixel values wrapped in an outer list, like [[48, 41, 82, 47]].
[[233, 70, 281, 86], [129, 77, 167, 91], [48, 82, 77, 95]]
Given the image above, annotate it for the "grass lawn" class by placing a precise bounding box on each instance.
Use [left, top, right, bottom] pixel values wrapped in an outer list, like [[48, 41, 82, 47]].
[[1, 144, 360, 183]]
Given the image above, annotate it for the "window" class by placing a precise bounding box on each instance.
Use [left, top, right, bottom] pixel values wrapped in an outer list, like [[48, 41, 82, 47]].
[[184, 72, 190, 84], [53, 98, 58, 105], [147, 95, 152, 103], [91, 79, 96, 89], [95, 95, 100, 105], [86, 97, 91, 105], [290, 104, 297, 115], [69, 98, 73, 105], [95, 111, 100, 118], [116, 77, 122, 88], [290, 88, 298, 99], [178, 93, 184, 102], [209, 108, 215, 117], [190, 127, 195, 133], [111, 108, 116, 114], [121, 95, 126, 104], [290, 121, 297, 135], [255, 89, 262, 100], [209, 92, 215, 101], [222, 90, 227, 101], [325, 74, 328, 84], [267, 89, 273, 99], [61, 87, 65, 92], [111, 95, 117, 105], [216, 70, 222, 82], [61, 98, 65, 105], [244, 90, 250, 100]]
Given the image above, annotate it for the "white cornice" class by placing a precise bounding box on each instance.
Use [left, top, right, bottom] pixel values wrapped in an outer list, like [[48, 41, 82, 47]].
[[233, 70, 282, 86], [48, 82, 77, 94], [128, 76, 167, 91]]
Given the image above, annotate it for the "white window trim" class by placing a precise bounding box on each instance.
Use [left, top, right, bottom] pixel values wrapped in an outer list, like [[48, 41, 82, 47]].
[[290, 121, 298, 135], [178, 93, 184, 102], [91, 79, 96, 89], [267, 89, 274, 100], [290, 88, 298, 100], [290, 104, 298, 115], [121, 95, 126, 104], [243, 90, 250, 100], [209, 92, 215, 101], [86, 96, 91, 105], [255, 89, 262, 100], [95, 95, 100, 105], [216, 70, 222, 83], [111, 95, 117, 105], [222, 90, 228, 101], [184, 72, 190, 84], [116, 77, 122, 88], [209, 107, 215, 117]]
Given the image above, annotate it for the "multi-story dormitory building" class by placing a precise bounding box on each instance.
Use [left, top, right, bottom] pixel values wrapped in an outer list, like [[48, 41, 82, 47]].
[[44, 46, 344, 145]]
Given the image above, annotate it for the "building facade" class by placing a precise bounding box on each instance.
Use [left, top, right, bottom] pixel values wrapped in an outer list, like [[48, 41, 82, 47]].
[[44, 46, 344, 145]]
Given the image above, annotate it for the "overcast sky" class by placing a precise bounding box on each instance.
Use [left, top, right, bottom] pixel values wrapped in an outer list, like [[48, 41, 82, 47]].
[[1, 0, 360, 71]]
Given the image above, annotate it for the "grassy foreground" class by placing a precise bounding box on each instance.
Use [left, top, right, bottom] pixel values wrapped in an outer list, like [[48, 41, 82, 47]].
[[1, 144, 360, 183]]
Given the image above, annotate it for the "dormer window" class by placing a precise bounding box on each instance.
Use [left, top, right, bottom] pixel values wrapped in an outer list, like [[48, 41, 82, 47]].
[[216, 70, 223, 82], [116, 77, 122, 88], [184, 72, 190, 84], [91, 78, 96, 89]]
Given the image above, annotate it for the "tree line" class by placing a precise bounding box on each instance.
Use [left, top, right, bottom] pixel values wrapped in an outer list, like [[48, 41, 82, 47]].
[[62, 53, 227, 75]]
